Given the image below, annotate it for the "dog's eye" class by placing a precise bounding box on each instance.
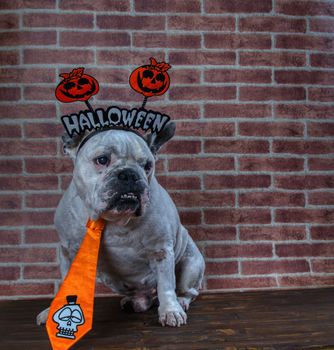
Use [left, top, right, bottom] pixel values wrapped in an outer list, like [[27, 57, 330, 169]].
[[95, 156, 109, 166], [144, 161, 153, 174]]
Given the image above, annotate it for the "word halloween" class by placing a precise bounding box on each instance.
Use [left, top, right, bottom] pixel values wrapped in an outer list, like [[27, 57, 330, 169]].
[[61, 106, 170, 138]]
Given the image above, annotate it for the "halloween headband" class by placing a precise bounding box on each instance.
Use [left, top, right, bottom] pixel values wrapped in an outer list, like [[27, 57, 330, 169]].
[[56, 57, 172, 140]]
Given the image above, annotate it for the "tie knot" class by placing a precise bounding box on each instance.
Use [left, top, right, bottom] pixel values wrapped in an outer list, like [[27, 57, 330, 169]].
[[86, 218, 106, 231]]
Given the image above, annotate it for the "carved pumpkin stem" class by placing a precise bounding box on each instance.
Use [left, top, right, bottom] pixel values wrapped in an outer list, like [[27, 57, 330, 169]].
[[85, 100, 95, 114], [141, 96, 148, 109]]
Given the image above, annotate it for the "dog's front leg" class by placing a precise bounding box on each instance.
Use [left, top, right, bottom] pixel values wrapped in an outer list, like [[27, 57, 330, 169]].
[[151, 248, 187, 327]]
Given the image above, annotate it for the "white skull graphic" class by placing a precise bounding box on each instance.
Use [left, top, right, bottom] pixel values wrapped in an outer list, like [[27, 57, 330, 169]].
[[52, 295, 85, 339]]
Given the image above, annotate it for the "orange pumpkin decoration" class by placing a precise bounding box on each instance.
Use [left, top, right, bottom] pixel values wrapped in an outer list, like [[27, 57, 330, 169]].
[[55, 67, 99, 103], [129, 57, 171, 98]]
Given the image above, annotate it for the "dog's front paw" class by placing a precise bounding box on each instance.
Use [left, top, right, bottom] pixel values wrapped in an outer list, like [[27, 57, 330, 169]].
[[36, 307, 50, 325], [158, 303, 187, 327]]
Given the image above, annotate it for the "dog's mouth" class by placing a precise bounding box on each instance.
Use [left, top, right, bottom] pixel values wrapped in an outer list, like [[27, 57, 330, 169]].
[[108, 191, 143, 216]]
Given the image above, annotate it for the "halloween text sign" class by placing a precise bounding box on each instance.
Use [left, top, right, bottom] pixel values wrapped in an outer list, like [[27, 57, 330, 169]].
[[61, 106, 170, 138]]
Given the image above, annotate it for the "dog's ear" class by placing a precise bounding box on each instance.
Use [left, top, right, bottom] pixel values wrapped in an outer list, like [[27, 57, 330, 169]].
[[146, 121, 176, 156], [62, 132, 85, 160]]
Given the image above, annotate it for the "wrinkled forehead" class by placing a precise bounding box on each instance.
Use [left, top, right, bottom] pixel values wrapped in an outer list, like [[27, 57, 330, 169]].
[[78, 130, 151, 160]]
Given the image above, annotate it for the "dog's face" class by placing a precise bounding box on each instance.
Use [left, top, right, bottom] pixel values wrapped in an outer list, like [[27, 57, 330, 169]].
[[63, 123, 175, 224]]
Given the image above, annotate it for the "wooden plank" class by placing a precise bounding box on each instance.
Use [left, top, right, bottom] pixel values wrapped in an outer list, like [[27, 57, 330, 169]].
[[1, 288, 334, 349]]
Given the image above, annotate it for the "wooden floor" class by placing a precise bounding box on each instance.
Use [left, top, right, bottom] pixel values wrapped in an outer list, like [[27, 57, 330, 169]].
[[1, 288, 334, 349]]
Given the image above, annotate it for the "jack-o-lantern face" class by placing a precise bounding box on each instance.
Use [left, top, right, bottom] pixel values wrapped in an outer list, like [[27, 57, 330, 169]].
[[129, 57, 171, 98], [55, 67, 99, 103]]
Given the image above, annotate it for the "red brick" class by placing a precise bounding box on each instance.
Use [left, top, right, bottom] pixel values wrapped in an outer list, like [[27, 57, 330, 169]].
[[242, 260, 309, 275], [309, 158, 334, 171], [312, 259, 334, 273], [0, 31, 56, 46], [60, 0, 129, 10], [24, 265, 60, 279], [275, 175, 334, 189], [135, 0, 200, 12], [24, 49, 94, 64], [276, 104, 334, 119], [147, 104, 201, 120], [25, 228, 59, 244], [0, 230, 21, 245], [0, 68, 55, 83], [0, 210, 55, 226], [98, 87, 143, 103], [205, 0, 272, 13], [170, 86, 236, 101], [189, 226, 236, 241], [276, 0, 334, 16], [207, 277, 277, 290], [240, 226, 306, 241], [61, 31, 130, 47], [240, 122, 304, 137], [0, 51, 19, 65], [26, 193, 61, 209], [170, 191, 234, 208], [156, 175, 200, 190], [204, 208, 271, 225], [239, 191, 305, 207], [273, 140, 334, 155], [0, 247, 56, 263], [276, 209, 334, 224], [0, 104, 56, 119], [0, 267, 20, 281], [205, 243, 273, 259], [0, 140, 56, 156], [0, 175, 58, 191], [240, 51, 306, 67], [97, 15, 165, 30], [0, 125, 22, 138], [0, 283, 54, 296], [206, 262, 238, 275], [311, 18, 334, 33], [61, 175, 72, 190], [205, 69, 271, 83], [309, 87, 334, 102], [276, 243, 334, 257], [276, 35, 334, 51], [168, 15, 235, 31], [24, 122, 63, 138], [205, 174, 271, 190], [205, 140, 269, 154], [168, 157, 234, 172], [240, 157, 304, 172], [0, 14, 19, 29], [169, 51, 236, 66], [240, 16, 306, 33], [240, 86, 306, 101], [0, 160, 22, 174], [175, 121, 234, 137], [170, 69, 201, 85], [0, 194, 22, 210], [309, 192, 334, 206], [0, 87, 20, 101], [276, 70, 334, 85], [163, 140, 201, 155], [205, 33, 271, 49], [24, 13, 94, 28], [179, 210, 201, 226], [205, 103, 272, 118], [133, 33, 201, 49], [25, 158, 73, 174], [25, 86, 55, 101], [308, 122, 334, 137], [311, 226, 334, 240], [89, 68, 129, 84], [312, 53, 334, 69], [0, 0, 55, 9], [98, 50, 164, 66]]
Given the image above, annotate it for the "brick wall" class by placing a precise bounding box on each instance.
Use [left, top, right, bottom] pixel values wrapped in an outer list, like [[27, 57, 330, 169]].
[[0, 0, 334, 299]]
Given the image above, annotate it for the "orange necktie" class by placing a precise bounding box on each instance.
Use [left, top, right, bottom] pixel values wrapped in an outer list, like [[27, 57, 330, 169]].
[[46, 218, 106, 350]]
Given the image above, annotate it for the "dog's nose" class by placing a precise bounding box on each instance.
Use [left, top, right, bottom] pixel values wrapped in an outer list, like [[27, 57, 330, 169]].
[[118, 169, 140, 182]]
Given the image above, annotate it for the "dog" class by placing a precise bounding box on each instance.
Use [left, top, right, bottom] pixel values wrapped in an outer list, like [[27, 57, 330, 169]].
[[37, 122, 205, 327]]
